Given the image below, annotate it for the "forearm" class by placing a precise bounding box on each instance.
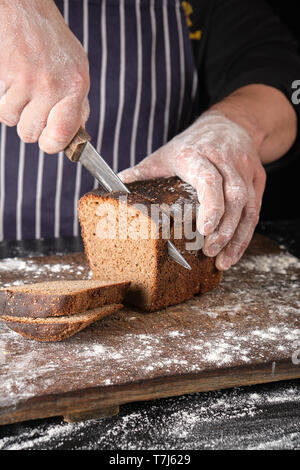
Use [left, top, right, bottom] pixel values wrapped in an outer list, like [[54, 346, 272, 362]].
[[0, 0, 57, 17], [210, 84, 297, 164], [0, 0, 55, 8]]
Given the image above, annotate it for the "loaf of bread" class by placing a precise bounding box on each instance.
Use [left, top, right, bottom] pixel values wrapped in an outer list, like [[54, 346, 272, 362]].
[[2, 304, 122, 342], [0, 279, 130, 318], [79, 177, 221, 312]]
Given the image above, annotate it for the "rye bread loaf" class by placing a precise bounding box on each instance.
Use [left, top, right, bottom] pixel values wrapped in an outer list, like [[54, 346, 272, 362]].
[[79, 177, 221, 312], [2, 304, 123, 342], [0, 279, 130, 318]]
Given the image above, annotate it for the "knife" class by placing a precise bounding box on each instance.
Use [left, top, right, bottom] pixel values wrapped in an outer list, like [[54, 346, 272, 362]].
[[65, 127, 192, 270]]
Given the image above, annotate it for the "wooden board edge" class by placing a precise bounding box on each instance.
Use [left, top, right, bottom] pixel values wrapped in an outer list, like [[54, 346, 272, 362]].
[[1, 360, 299, 426], [63, 405, 120, 423]]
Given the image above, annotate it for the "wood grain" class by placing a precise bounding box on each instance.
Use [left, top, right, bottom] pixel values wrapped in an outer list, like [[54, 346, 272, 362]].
[[0, 234, 299, 425], [1, 361, 299, 426]]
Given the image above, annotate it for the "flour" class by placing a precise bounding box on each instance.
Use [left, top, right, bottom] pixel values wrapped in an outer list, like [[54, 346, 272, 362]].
[[0, 243, 299, 444], [0, 258, 32, 272], [0, 258, 71, 274], [0, 382, 299, 450], [0, 256, 92, 288], [0, 247, 299, 407], [237, 252, 300, 274], [1, 315, 298, 410]]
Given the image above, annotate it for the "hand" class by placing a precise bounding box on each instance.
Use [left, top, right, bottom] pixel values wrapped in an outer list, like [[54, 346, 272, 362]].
[[119, 110, 266, 270], [0, 0, 90, 153]]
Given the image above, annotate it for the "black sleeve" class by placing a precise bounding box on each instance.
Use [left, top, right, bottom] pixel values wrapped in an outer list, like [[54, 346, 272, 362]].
[[200, 0, 300, 168], [204, 0, 300, 106]]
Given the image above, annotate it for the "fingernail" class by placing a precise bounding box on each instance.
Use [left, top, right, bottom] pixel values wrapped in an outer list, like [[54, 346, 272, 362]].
[[204, 232, 218, 246], [217, 256, 232, 271], [204, 244, 221, 257], [198, 222, 211, 236], [118, 173, 131, 183], [198, 218, 216, 236], [203, 221, 214, 235], [42, 137, 63, 153]]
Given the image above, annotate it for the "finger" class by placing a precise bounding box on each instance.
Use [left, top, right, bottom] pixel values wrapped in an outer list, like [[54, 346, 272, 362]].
[[118, 166, 148, 183], [0, 86, 29, 127], [203, 170, 248, 258], [253, 164, 266, 209], [118, 150, 170, 183], [17, 97, 56, 143], [178, 155, 224, 236], [38, 95, 85, 154], [118, 161, 155, 183], [120, 150, 225, 236], [216, 185, 259, 270], [137, 146, 226, 235]]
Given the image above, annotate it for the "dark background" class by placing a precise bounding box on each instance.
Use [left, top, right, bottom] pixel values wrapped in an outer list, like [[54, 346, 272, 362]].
[[261, 0, 300, 220]]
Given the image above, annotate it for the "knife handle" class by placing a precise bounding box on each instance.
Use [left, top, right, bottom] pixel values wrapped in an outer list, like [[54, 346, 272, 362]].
[[64, 127, 91, 162]]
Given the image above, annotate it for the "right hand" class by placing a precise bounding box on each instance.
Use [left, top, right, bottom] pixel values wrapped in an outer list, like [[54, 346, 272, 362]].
[[119, 110, 266, 271], [0, 0, 90, 153]]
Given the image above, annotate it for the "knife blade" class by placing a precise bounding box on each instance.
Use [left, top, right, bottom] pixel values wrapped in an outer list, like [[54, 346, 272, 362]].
[[65, 128, 192, 270]]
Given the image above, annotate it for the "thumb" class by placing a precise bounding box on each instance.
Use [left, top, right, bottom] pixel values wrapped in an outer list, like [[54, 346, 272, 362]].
[[118, 147, 173, 183], [118, 164, 149, 184]]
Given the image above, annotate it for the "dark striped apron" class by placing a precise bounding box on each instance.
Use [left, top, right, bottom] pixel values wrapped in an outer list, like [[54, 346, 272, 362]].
[[0, 0, 199, 241]]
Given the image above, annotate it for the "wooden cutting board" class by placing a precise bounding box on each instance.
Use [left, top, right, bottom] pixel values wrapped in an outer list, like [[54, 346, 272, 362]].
[[0, 234, 299, 425]]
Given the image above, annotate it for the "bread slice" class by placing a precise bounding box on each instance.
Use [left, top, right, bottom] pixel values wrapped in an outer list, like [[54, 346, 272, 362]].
[[2, 304, 123, 342], [0, 279, 130, 318], [78, 177, 221, 312]]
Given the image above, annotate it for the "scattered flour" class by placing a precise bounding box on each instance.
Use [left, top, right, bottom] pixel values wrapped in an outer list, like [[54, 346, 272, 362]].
[[0, 256, 92, 287], [0, 247, 299, 410], [0, 245, 299, 449], [0, 382, 299, 450], [236, 252, 300, 274]]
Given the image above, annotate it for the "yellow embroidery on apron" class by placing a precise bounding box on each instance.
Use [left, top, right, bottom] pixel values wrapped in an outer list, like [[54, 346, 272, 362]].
[[182, 1, 202, 40]]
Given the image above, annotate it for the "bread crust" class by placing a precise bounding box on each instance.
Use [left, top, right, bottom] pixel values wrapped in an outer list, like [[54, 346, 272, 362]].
[[2, 304, 123, 342], [0, 280, 130, 318]]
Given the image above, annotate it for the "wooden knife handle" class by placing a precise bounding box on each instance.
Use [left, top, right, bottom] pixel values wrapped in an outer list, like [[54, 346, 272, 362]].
[[64, 127, 91, 162]]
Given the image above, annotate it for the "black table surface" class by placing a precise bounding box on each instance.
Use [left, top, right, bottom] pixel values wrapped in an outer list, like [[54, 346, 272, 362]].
[[0, 220, 299, 450]]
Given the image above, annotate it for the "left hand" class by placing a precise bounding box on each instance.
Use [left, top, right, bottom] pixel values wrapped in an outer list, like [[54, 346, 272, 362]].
[[119, 110, 266, 270]]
